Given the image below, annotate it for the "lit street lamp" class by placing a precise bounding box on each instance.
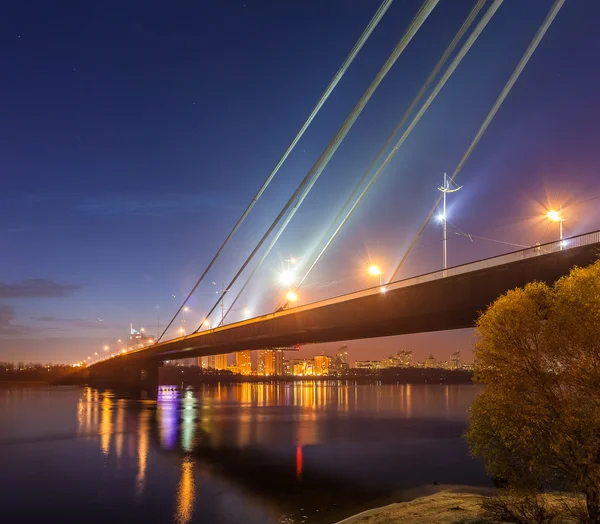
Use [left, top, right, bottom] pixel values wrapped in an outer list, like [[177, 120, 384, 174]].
[[546, 206, 564, 242], [285, 290, 298, 304], [437, 173, 462, 270], [367, 264, 383, 286]]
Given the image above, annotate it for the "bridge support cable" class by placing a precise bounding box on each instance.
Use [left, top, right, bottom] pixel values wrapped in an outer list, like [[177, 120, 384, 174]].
[[157, 0, 394, 342], [201, 0, 441, 329], [388, 0, 566, 282], [282, 0, 488, 303]]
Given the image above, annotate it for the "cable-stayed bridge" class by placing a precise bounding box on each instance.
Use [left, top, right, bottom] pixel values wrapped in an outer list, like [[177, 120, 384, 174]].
[[80, 0, 598, 388]]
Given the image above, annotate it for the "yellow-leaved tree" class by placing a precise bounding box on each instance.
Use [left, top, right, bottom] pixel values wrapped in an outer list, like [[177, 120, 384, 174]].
[[467, 259, 600, 522]]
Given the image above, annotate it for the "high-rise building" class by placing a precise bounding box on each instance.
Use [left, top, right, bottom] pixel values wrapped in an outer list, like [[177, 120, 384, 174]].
[[314, 354, 329, 375], [258, 350, 266, 375], [334, 345, 349, 374], [213, 354, 228, 370], [258, 349, 284, 376], [425, 354, 436, 368], [451, 351, 461, 370], [236, 350, 252, 375]]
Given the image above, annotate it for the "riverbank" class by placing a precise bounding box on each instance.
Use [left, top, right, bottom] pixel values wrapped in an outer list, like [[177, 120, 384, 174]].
[[336, 486, 495, 523], [336, 486, 586, 524]]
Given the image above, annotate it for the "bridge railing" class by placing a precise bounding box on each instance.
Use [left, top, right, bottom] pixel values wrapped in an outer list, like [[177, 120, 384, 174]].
[[387, 229, 600, 292]]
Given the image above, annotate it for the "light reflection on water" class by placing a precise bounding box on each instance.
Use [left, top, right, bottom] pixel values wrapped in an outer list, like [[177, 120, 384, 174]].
[[1, 382, 488, 523]]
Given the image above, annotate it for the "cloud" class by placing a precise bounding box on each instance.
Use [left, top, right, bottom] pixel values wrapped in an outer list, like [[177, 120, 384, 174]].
[[0, 304, 33, 336], [0, 279, 81, 299], [74, 192, 229, 217], [30, 316, 112, 329]]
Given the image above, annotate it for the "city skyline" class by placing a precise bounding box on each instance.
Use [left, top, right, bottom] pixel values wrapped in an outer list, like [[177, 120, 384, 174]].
[[2, 1, 600, 364]]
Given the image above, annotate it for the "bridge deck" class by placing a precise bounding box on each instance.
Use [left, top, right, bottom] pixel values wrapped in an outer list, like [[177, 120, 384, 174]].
[[94, 230, 600, 364]]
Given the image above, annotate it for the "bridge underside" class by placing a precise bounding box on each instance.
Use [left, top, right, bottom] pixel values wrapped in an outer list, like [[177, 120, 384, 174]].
[[134, 242, 598, 362]]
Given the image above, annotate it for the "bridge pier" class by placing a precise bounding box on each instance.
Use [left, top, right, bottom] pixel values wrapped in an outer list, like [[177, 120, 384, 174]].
[[87, 358, 160, 392]]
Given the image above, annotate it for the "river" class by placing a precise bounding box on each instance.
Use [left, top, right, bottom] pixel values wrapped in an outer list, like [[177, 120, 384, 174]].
[[0, 382, 489, 523]]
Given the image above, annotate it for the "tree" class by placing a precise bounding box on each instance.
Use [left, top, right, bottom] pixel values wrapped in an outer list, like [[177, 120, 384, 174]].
[[467, 259, 600, 522]]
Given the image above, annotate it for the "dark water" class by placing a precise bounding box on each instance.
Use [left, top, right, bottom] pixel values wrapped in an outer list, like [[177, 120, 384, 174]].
[[0, 382, 489, 523]]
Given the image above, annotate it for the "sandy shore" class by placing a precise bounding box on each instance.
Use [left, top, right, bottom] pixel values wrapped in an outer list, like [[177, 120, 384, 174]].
[[336, 485, 496, 524]]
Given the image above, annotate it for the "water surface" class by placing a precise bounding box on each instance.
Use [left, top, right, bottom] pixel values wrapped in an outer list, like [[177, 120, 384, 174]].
[[0, 382, 489, 523]]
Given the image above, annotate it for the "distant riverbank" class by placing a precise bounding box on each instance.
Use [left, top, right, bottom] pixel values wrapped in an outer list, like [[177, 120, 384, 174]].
[[160, 366, 474, 387]]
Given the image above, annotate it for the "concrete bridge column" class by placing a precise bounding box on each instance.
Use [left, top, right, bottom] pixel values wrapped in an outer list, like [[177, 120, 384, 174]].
[[87, 358, 159, 392]]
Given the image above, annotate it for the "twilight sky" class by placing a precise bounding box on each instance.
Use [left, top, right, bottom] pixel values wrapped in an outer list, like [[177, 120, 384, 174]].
[[1, 0, 600, 365]]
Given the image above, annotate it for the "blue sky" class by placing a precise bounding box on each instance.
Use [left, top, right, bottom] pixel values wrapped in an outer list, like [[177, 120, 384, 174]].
[[1, 0, 599, 364]]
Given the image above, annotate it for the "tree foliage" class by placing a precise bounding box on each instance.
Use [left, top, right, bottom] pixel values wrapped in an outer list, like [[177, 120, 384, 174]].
[[467, 259, 600, 522]]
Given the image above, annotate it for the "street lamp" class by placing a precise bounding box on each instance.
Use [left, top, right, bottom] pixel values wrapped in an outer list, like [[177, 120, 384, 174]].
[[103, 345, 109, 351], [437, 172, 462, 270], [546, 206, 564, 242], [367, 264, 383, 286], [285, 290, 298, 303]]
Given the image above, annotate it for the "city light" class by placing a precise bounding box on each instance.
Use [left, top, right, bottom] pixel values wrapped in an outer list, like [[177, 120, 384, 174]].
[[183, 306, 190, 312], [202, 319, 210, 328], [436, 213, 445, 222], [380, 286, 387, 294], [179, 327, 185, 334], [121, 349, 126, 354], [103, 345, 109, 351], [243, 307, 251, 317], [285, 290, 298, 303]]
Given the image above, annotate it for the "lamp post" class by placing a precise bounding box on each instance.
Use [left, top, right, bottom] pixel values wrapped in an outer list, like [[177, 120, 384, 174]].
[[437, 173, 462, 270], [546, 206, 564, 243]]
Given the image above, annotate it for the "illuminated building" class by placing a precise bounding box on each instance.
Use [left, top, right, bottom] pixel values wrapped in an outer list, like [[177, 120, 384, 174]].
[[334, 345, 349, 374], [258, 350, 266, 375], [283, 357, 291, 376], [314, 354, 329, 376], [236, 350, 252, 375], [127, 326, 155, 351], [451, 351, 462, 370], [354, 360, 380, 370], [213, 354, 228, 370], [425, 354, 436, 368], [258, 349, 284, 376]]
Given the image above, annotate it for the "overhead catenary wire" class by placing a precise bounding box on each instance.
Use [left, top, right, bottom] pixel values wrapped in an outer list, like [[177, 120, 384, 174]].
[[389, 0, 566, 282], [287, 0, 488, 301], [157, 0, 395, 342], [205, 0, 441, 328]]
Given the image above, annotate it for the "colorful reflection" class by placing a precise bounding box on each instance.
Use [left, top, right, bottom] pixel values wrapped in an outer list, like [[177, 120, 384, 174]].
[[100, 394, 112, 456], [296, 445, 303, 481], [174, 458, 195, 524], [115, 398, 126, 459], [136, 407, 151, 498], [157, 388, 178, 450], [181, 392, 196, 453]]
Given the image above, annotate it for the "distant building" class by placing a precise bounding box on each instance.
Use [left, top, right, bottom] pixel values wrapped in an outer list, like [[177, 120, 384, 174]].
[[258, 349, 284, 375], [425, 354, 436, 368], [236, 350, 252, 375], [334, 345, 349, 374], [127, 326, 155, 351], [451, 351, 462, 370], [314, 354, 330, 376], [213, 354, 228, 370], [354, 360, 380, 370]]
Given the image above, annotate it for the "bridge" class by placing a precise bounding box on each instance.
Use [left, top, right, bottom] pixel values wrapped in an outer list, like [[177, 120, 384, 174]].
[[75, 0, 595, 389], [86, 231, 600, 388]]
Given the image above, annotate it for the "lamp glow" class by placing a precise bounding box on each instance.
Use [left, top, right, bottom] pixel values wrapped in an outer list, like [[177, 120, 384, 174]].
[[286, 290, 298, 303]]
